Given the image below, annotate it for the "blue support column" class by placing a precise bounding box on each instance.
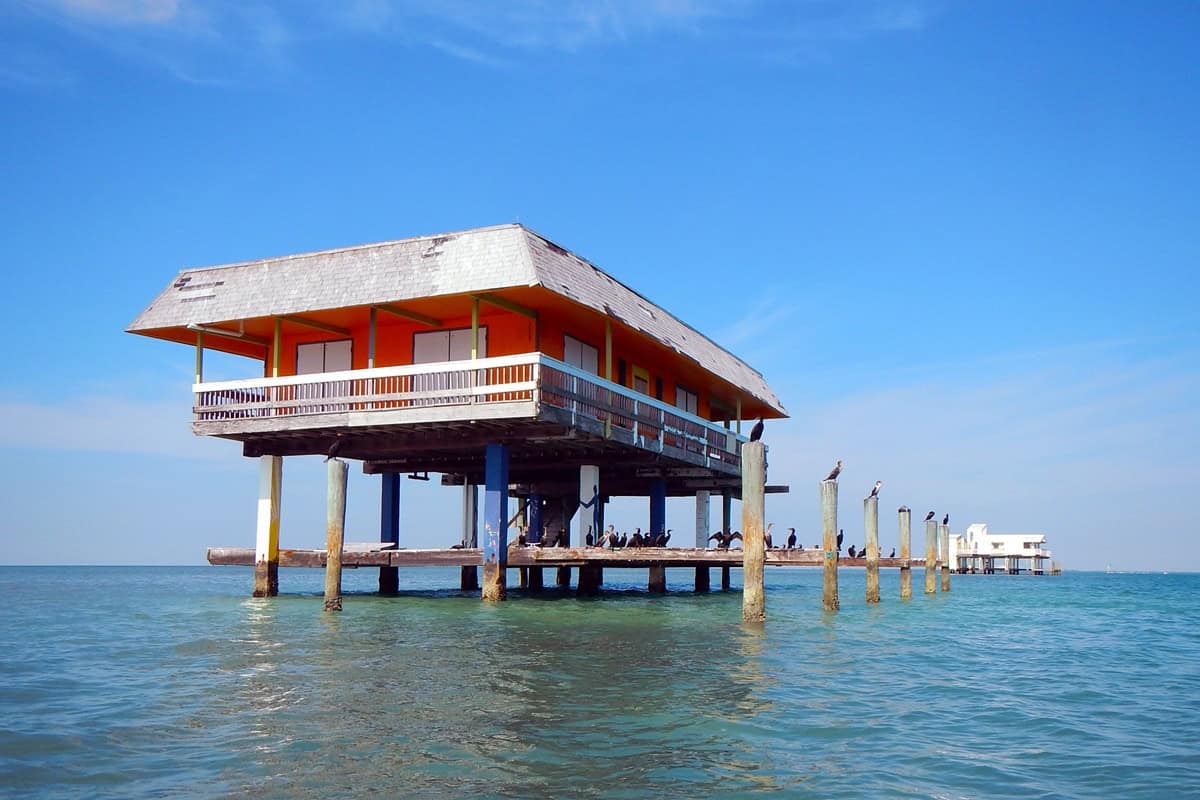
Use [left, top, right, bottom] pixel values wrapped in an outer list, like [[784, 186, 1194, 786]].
[[482, 443, 510, 601], [650, 478, 667, 540], [379, 473, 400, 595]]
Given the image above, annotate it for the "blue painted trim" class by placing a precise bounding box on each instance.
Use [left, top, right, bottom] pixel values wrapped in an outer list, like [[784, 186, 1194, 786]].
[[380, 472, 400, 545], [650, 478, 666, 536], [528, 493, 542, 543]]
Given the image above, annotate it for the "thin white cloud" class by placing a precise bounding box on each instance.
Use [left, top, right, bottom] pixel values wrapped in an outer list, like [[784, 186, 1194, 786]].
[[31, 0, 181, 26]]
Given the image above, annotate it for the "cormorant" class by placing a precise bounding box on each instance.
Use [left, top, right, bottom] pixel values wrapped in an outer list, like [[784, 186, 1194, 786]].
[[764, 522, 774, 549], [898, 505, 910, 513], [943, 513, 949, 526], [825, 460, 843, 481], [557, 529, 569, 548], [749, 417, 765, 442], [848, 544, 858, 558], [925, 511, 936, 522], [889, 547, 896, 558], [837, 529, 844, 551], [324, 433, 345, 462], [618, 532, 628, 548], [868, 480, 882, 499], [586, 532, 594, 547], [787, 527, 797, 549]]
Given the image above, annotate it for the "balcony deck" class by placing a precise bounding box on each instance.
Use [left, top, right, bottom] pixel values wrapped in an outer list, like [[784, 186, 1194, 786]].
[[193, 353, 749, 493]]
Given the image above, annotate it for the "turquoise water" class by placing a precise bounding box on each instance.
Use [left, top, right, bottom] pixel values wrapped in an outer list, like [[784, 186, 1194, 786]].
[[1, 567, 1197, 799]]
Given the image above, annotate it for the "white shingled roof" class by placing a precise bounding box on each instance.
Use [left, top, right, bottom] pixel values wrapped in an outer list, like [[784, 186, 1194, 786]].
[[128, 224, 785, 415]]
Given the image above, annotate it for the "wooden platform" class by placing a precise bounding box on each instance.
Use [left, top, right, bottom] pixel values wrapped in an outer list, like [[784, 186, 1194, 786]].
[[207, 546, 926, 570]]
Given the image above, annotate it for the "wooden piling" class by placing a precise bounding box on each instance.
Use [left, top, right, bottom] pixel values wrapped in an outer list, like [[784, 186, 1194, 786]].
[[721, 567, 731, 591], [648, 565, 667, 594], [864, 495, 880, 604], [578, 564, 602, 597], [741, 441, 766, 623], [695, 490, 710, 592], [323, 458, 348, 612], [940, 522, 951, 592], [460, 483, 479, 592], [821, 479, 839, 611], [528, 566, 544, 591], [924, 518, 937, 594], [556, 566, 571, 589], [899, 508, 912, 600], [252, 455, 282, 598], [695, 567, 710, 592]]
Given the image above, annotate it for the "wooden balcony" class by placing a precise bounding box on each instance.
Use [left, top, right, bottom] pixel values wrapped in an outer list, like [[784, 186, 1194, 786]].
[[193, 353, 745, 478]]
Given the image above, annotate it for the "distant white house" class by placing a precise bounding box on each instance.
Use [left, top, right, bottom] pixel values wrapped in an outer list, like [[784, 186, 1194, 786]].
[[948, 523, 1053, 573]]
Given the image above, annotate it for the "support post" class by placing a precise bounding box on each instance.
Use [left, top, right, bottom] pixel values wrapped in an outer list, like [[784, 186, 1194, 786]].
[[482, 444, 509, 601], [379, 472, 400, 595], [557, 566, 571, 589], [821, 479, 839, 611], [940, 522, 951, 592], [648, 565, 667, 593], [368, 307, 377, 368], [578, 465, 600, 547], [649, 478, 666, 540], [272, 317, 281, 378], [899, 508, 913, 600], [721, 490, 732, 590], [925, 518, 938, 594], [694, 489, 710, 591], [526, 493, 542, 591], [252, 455, 282, 598], [865, 495, 880, 604], [471, 297, 480, 359], [194, 331, 204, 384], [323, 459, 348, 612], [461, 483, 479, 591], [741, 441, 766, 623], [579, 564, 602, 597]]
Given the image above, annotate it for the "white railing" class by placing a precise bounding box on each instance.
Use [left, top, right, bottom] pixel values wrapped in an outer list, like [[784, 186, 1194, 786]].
[[194, 353, 744, 466]]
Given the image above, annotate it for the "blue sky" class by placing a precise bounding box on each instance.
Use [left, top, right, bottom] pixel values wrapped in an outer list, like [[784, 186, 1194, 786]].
[[1, 0, 1197, 571]]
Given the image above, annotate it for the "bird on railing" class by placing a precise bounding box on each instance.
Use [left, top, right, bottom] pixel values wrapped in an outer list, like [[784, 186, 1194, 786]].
[[764, 522, 774, 549], [787, 527, 797, 549], [617, 532, 628, 548], [889, 547, 896, 558], [708, 530, 732, 549], [749, 417, 765, 442], [848, 544, 858, 558], [825, 460, 843, 481], [868, 480, 882, 499]]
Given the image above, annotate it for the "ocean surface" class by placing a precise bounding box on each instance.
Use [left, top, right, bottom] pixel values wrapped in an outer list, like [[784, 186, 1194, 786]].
[[1, 566, 1197, 799]]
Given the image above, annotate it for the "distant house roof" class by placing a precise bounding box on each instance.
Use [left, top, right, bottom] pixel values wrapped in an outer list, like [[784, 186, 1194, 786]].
[[128, 223, 786, 415]]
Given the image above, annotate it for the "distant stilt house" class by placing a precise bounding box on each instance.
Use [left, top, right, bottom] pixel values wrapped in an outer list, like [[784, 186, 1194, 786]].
[[948, 523, 1054, 575], [127, 224, 788, 598]]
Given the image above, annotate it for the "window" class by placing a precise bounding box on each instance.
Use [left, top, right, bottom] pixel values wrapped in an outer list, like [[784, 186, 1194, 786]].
[[296, 339, 352, 374], [413, 327, 487, 363], [564, 335, 598, 374], [654, 377, 663, 401], [617, 359, 627, 386], [632, 366, 649, 395], [675, 386, 699, 415]]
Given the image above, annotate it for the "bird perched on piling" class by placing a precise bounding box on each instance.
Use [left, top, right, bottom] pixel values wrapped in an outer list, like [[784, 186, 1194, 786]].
[[324, 433, 345, 462], [868, 480, 882, 499], [825, 460, 843, 481], [925, 511, 936, 522], [836, 529, 844, 551], [749, 417, 765, 442], [943, 513, 950, 526], [787, 528, 797, 549], [898, 505, 910, 513]]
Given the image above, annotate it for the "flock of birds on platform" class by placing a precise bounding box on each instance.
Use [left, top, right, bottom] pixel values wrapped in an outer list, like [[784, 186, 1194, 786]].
[[494, 451, 950, 559]]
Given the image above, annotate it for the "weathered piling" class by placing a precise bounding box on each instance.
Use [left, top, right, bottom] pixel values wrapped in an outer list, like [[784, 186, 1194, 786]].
[[695, 567, 710, 592], [460, 483, 479, 592], [821, 479, 839, 611], [899, 508, 912, 600], [253, 455, 282, 598], [864, 495, 880, 604], [578, 564, 602, 597], [323, 459, 348, 612], [721, 567, 731, 591], [379, 472, 400, 595], [940, 522, 951, 592], [648, 565, 667, 594], [557, 566, 571, 589], [924, 518, 937, 594], [695, 490, 710, 592], [741, 441, 766, 623]]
